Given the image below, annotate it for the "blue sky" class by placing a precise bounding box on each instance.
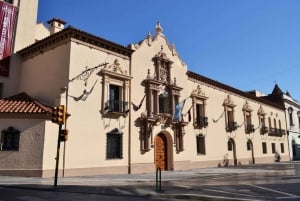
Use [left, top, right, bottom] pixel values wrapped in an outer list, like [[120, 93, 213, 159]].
[[37, 0, 300, 100]]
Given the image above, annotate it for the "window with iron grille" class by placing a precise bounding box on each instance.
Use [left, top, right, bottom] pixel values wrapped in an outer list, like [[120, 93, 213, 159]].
[[196, 135, 206, 155], [280, 143, 285, 153], [262, 142, 267, 154], [247, 140, 251, 151], [1, 127, 20, 151], [106, 129, 123, 159], [228, 140, 233, 151], [271, 143, 276, 154]]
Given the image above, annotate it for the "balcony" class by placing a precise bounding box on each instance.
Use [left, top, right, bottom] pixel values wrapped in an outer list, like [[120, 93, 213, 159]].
[[227, 121, 238, 132], [245, 124, 255, 134], [269, 128, 286, 136], [260, 126, 268, 135], [105, 100, 129, 114], [195, 116, 208, 128]]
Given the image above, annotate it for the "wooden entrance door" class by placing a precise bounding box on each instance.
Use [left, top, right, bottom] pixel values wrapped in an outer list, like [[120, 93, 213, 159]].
[[155, 134, 167, 170]]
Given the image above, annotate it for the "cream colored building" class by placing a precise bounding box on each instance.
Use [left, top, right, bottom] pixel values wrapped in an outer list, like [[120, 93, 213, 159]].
[[0, 0, 290, 177]]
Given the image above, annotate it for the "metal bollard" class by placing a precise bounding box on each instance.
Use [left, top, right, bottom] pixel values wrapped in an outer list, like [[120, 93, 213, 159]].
[[156, 167, 161, 192]]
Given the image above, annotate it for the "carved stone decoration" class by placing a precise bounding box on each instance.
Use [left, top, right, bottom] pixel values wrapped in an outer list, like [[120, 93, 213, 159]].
[[257, 105, 266, 116], [191, 85, 207, 99], [223, 95, 236, 107], [169, 43, 177, 56], [104, 59, 127, 75], [242, 101, 253, 112]]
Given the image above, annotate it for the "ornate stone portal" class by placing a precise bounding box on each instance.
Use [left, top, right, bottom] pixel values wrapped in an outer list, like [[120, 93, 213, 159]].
[[139, 48, 187, 153]]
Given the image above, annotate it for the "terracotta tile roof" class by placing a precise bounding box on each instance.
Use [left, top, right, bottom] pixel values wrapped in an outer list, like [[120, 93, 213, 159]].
[[0, 92, 52, 117]]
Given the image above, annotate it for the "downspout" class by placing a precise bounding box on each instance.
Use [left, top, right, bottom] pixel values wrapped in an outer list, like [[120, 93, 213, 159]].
[[128, 54, 132, 174], [283, 104, 292, 161]]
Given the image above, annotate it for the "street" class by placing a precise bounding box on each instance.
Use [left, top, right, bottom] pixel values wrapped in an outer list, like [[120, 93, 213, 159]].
[[0, 162, 300, 201]]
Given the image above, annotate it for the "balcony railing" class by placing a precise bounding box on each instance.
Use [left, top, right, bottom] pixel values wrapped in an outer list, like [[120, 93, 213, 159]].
[[105, 100, 129, 114], [227, 121, 238, 132], [245, 124, 255, 134], [195, 116, 208, 128], [260, 126, 268, 134], [269, 128, 286, 136]]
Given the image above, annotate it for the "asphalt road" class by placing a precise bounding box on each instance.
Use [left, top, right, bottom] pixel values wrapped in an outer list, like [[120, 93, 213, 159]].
[[0, 162, 300, 201]]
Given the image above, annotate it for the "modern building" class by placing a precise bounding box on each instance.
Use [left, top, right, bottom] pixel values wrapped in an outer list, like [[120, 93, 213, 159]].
[[0, 0, 290, 177]]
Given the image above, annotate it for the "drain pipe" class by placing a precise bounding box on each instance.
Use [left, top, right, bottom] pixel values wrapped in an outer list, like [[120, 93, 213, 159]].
[[128, 55, 132, 174]]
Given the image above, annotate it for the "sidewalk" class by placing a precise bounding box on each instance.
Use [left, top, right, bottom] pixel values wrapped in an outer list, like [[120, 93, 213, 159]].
[[0, 163, 298, 201]]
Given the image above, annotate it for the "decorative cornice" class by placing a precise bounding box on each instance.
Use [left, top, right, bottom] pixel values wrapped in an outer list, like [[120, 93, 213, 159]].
[[18, 26, 134, 60], [103, 59, 127, 75], [191, 85, 207, 100], [187, 71, 284, 110]]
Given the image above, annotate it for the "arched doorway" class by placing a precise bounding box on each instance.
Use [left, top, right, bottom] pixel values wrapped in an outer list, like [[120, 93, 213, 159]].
[[247, 139, 255, 164], [228, 138, 237, 166], [155, 133, 167, 170], [155, 133, 173, 171]]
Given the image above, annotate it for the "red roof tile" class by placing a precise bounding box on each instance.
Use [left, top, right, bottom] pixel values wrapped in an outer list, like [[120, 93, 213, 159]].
[[0, 92, 52, 116]]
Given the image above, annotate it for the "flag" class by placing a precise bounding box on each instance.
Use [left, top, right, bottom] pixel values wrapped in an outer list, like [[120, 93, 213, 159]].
[[174, 99, 186, 121]]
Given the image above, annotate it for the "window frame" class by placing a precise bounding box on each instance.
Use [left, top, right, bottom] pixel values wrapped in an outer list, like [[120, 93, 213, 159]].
[[99, 59, 131, 116], [191, 85, 208, 129], [262, 142, 267, 154], [196, 134, 206, 155], [271, 143, 276, 154], [1, 127, 20, 151], [106, 129, 123, 160]]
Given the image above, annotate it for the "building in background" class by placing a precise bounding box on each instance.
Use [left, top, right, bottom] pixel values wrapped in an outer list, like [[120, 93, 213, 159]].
[[265, 84, 300, 160], [0, 0, 291, 177]]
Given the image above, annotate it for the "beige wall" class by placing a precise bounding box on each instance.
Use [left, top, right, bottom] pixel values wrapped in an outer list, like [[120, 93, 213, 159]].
[[129, 28, 289, 172], [19, 42, 70, 105], [13, 0, 39, 52], [0, 119, 45, 176]]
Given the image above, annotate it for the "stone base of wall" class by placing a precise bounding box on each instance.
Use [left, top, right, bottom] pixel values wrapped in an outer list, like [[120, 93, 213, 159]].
[[0, 169, 43, 177], [130, 163, 155, 174], [0, 155, 291, 177], [42, 165, 129, 178]]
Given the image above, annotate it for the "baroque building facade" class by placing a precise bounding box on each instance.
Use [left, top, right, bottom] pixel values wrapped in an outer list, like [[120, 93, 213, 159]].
[[0, 0, 290, 177]]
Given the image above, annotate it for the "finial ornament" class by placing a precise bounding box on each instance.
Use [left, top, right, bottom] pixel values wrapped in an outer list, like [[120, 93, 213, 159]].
[[146, 32, 152, 46], [155, 21, 163, 33]]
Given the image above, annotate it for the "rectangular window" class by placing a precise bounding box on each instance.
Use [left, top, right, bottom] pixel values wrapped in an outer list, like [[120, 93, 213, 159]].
[[271, 143, 276, 153], [228, 141, 233, 151], [247, 141, 251, 151], [159, 95, 169, 114], [195, 102, 208, 128], [107, 84, 128, 113], [1, 127, 20, 151], [262, 142, 267, 154], [106, 133, 122, 159], [280, 143, 285, 153], [196, 135, 206, 155]]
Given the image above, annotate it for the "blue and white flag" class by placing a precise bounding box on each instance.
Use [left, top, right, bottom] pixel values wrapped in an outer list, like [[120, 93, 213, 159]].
[[174, 99, 186, 121]]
